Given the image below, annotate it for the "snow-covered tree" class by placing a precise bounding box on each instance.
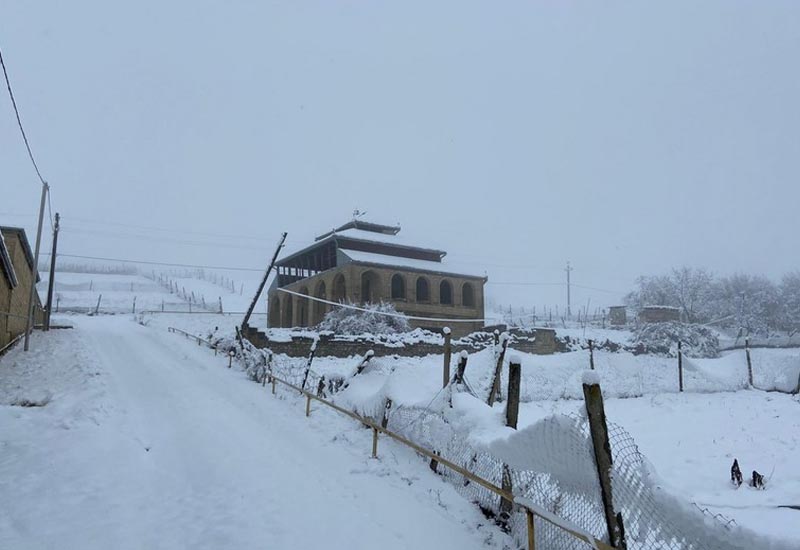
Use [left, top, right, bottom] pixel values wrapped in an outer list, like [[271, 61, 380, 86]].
[[779, 272, 800, 332], [708, 274, 780, 336], [625, 267, 715, 323]]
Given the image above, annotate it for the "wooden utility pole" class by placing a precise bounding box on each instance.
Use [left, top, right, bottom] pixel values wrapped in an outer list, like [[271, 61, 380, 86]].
[[488, 334, 509, 406], [24, 182, 48, 350], [442, 327, 452, 388], [242, 232, 287, 332], [499, 358, 522, 525], [565, 261, 573, 319], [745, 338, 753, 387], [44, 212, 60, 330], [678, 341, 684, 392], [583, 379, 628, 549], [506, 360, 521, 429]]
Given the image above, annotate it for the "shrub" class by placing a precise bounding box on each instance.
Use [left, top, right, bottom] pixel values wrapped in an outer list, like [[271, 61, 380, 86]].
[[318, 302, 410, 335], [632, 322, 719, 358]]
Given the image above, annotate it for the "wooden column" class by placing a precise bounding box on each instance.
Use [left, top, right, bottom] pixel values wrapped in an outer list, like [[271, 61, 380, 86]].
[[583, 380, 627, 549], [488, 334, 509, 406], [745, 339, 753, 387], [442, 328, 452, 387], [505, 359, 521, 429]]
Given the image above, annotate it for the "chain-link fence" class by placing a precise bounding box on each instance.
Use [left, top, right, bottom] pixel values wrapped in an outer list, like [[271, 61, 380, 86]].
[[215, 335, 794, 550]]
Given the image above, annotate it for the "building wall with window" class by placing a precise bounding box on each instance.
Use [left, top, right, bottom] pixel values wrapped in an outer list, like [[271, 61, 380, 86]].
[[266, 263, 485, 337]]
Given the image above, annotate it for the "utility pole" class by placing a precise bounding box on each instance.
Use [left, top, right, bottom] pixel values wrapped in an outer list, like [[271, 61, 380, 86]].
[[44, 212, 60, 330], [24, 182, 48, 351], [565, 260, 573, 319], [241, 232, 288, 332]]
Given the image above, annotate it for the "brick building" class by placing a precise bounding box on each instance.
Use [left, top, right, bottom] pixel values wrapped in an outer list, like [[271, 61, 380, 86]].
[[265, 220, 487, 336], [0, 226, 44, 350]]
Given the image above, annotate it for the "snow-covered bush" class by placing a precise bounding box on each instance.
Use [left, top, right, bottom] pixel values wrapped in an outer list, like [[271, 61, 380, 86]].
[[631, 322, 719, 358], [318, 302, 410, 335]]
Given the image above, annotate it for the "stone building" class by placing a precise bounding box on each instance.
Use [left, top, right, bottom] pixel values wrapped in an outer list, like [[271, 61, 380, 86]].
[[639, 305, 681, 324], [266, 220, 487, 337], [0, 226, 43, 350], [608, 306, 627, 326]]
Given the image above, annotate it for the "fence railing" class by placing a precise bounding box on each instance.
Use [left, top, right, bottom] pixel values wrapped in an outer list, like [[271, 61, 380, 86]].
[[166, 326, 613, 550], [263, 369, 615, 550], [165, 327, 222, 356]]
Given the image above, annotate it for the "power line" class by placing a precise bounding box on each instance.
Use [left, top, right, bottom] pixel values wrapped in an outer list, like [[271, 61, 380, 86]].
[[0, 46, 46, 185], [38, 252, 265, 272]]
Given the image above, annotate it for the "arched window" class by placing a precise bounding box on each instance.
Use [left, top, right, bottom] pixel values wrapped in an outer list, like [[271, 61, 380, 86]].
[[269, 296, 281, 327], [416, 277, 430, 302], [439, 280, 453, 305], [462, 282, 475, 307], [360, 270, 380, 304], [391, 274, 406, 300], [332, 274, 347, 303], [281, 295, 293, 327]]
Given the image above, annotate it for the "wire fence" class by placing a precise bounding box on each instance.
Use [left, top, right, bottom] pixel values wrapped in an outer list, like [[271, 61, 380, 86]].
[[174, 329, 794, 550]]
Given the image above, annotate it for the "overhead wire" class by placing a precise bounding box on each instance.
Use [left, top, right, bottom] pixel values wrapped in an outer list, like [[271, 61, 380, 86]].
[[37, 252, 265, 272], [0, 45, 46, 185]]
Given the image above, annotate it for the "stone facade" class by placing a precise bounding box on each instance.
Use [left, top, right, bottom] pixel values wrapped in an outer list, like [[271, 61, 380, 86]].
[[639, 306, 680, 324], [268, 264, 485, 337], [0, 227, 44, 350]]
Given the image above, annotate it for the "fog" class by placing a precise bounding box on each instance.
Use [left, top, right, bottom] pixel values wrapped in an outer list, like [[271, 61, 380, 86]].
[[2, 1, 799, 312]]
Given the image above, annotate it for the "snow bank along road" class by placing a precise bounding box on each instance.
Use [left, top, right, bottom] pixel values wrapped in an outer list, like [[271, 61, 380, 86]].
[[0, 316, 506, 550]]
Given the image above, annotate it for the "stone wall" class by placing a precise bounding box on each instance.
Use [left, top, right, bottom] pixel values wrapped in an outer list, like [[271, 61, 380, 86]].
[[639, 306, 680, 323], [243, 326, 557, 359]]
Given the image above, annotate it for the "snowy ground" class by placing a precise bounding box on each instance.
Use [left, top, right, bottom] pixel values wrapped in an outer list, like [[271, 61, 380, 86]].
[[0, 316, 508, 550], [40, 270, 270, 327], [13, 272, 800, 546], [515, 392, 800, 542]]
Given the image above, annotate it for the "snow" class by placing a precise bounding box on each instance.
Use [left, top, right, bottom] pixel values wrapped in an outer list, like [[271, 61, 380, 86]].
[[0, 316, 509, 549], [339, 249, 486, 278], [7, 283, 799, 547], [582, 370, 601, 385], [514, 497, 599, 550]]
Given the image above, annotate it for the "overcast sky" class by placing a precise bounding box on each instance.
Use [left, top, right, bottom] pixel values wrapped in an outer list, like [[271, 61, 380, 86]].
[[2, 1, 799, 312]]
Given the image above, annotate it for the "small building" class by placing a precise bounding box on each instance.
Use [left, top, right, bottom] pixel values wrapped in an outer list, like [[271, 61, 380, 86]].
[[266, 219, 487, 337], [639, 305, 680, 324], [0, 226, 44, 350], [608, 306, 627, 326]]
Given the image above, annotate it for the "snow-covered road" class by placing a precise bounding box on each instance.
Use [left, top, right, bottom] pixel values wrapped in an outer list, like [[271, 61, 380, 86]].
[[0, 316, 505, 549]]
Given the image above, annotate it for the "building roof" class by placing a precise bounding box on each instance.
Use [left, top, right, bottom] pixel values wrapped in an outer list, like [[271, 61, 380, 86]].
[[0, 226, 40, 283], [0, 230, 18, 288], [339, 249, 487, 279], [277, 219, 447, 267], [315, 219, 400, 241]]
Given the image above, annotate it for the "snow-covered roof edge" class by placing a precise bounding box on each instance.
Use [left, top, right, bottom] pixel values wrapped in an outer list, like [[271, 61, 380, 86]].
[[0, 229, 18, 288], [339, 249, 488, 280], [0, 226, 39, 282]]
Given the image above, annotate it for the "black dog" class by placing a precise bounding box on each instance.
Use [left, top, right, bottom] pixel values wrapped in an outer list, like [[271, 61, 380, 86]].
[[731, 459, 743, 487]]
